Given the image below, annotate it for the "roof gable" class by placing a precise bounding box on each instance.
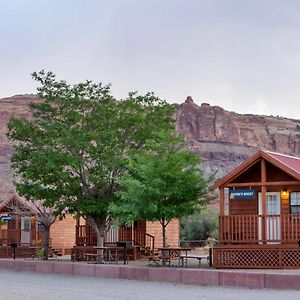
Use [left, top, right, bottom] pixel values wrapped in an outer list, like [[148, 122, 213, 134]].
[[213, 150, 300, 189], [0, 194, 37, 215]]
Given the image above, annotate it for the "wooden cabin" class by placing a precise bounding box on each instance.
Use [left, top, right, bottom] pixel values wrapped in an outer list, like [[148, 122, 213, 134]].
[[0, 194, 46, 258], [213, 150, 300, 268], [0, 194, 180, 259], [72, 218, 179, 260], [0, 194, 75, 257]]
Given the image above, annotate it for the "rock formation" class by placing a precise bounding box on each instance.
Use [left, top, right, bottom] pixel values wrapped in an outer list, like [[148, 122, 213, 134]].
[[1, 94, 300, 197], [0, 95, 40, 198], [175, 96, 300, 179]]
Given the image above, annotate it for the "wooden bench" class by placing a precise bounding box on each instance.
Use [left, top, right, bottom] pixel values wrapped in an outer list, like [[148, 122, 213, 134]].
[[51, 249, 63, 260], [84, 253, 102, 263], [85, 252, 131, 264], [148, 256, 180, 267], [180, 255, 209, 267], [148, 256, 161, 266]]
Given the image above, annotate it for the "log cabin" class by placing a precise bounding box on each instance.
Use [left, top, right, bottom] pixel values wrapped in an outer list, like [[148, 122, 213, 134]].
[[0, 194, 179, 259], [213, 150, 300, 268]]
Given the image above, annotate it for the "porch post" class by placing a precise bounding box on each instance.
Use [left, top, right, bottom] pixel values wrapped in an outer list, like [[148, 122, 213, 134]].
[[220, 187, 225, 217], [75, 218, 80, 246], [261, 158, 267, 243], [219, 187, 225, 244], [33, 216, 38, 242], [16, 215, 21, 245]]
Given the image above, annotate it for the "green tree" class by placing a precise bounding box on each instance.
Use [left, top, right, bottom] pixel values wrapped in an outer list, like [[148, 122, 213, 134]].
[[7, 71, 174, 257], [115, 134, 209, 264]]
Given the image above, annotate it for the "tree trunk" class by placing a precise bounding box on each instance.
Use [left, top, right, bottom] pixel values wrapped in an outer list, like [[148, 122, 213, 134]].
[[161, 218, 167, 267], [43, 225, 50, 260], [87, 217, 106, 263]]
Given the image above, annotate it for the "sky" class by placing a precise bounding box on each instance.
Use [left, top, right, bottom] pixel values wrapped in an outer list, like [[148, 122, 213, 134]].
[[1, 0, 300, 118]]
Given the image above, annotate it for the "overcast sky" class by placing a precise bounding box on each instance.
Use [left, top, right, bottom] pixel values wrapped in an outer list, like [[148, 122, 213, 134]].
[[1, 0, 300, 118]]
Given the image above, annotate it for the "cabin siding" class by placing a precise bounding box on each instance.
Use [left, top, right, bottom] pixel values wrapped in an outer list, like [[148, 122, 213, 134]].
[[50, 215, 76, 253], [266, 162, 295, 182], [146, 219, 179, 248], [231, 161, 261, 183], [229, 192, 258, 215]]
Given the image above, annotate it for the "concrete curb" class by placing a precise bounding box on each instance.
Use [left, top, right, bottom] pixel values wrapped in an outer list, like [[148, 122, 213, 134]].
[[0, 259, 299, 290]]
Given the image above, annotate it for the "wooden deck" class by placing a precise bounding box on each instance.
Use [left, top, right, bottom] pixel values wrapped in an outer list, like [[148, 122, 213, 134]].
[[213, 244, 300, 268], [216, 213, 300, 268], [0, 229, 46, 246], [0, 245, 36, 258]]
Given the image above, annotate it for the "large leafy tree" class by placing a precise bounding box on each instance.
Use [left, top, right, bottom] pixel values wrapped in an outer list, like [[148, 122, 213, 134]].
[[115, 133, 209, 262], [7, 71, 174, 253]]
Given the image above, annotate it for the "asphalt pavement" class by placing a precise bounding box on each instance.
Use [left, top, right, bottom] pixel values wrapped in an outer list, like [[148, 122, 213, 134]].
[[0, 270, 299, 300]]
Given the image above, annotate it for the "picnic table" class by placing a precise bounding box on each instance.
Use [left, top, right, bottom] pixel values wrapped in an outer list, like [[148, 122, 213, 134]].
[[94, 246, 122, 263], [157, 247, 192, 267], [85, 245, 129, 264]]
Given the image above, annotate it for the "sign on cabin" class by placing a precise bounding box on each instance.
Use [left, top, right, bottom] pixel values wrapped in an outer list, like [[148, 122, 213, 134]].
[[1, 215, 12, 221], [229, 189, 255, 200]]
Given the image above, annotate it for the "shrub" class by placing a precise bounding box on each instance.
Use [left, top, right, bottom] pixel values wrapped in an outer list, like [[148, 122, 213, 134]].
[[180, 208, 219, 241]]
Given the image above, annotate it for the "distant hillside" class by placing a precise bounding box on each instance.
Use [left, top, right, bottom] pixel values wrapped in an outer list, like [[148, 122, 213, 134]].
[[1, 94, 300, 198], [175, 96, 300, 178], [0, 95, 41, 198]]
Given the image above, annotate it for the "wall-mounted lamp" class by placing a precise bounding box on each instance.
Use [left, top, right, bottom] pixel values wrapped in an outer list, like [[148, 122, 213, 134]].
[[281, 188, 289, 200]]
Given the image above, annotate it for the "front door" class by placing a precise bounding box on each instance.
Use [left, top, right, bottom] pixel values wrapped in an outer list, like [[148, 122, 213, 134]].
[[258, 192, 281, 243], [21, 217, 32, 245]]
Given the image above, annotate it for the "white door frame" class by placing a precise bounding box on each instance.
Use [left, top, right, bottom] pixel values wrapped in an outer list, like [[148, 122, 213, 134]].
[[258, 192, 281, 243]]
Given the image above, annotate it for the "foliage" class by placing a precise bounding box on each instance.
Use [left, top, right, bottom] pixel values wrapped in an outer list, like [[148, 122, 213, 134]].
[[180, 208, 219, 241], [114, 132, 210, 250], [0, 218, 5, 229], [31, 239, 42, 246], [31, 239, 45, 259], [7, 70, 175, 249]]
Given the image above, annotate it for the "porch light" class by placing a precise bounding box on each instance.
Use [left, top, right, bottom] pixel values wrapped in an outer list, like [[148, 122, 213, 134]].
[[281, 189, 289, 200]]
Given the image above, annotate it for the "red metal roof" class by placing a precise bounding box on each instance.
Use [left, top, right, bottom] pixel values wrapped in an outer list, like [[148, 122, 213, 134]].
[[264, 150, 300, 176]]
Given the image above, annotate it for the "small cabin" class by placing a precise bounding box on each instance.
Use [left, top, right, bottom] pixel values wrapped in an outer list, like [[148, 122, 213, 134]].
[[0, 194, 180, 259], [72, 218, 179, 260], [213, 150, 300, 268], [0, 194, 46, 257]]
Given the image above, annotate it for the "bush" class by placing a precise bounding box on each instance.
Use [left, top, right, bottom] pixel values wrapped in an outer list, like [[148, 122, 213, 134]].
[[180, 208, 219, 241]]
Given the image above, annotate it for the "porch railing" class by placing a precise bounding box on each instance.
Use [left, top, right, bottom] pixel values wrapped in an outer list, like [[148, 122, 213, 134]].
[[0, 229, 45, 246], [220, 214, 300, 244], [76, 225, 155, 254], [117, 226, 155, 254]]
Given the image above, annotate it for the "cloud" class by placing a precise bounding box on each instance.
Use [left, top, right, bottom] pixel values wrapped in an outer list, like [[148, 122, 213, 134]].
[[1, 0, 300, 119]]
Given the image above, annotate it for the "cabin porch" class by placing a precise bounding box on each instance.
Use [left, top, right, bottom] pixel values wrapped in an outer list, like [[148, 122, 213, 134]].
[[72, 220, 155, 261], [214, 212, 300, 268]]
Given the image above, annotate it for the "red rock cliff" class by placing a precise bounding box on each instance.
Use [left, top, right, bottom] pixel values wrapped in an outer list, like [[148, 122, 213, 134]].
[[175, 97, 300, 178], [0, 95, 40, 199], [1, 95, 300, 198]]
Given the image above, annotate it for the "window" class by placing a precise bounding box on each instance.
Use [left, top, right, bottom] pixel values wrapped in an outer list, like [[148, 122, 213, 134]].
[[37, 222, 45, 232], [290, 192, 300, 214]]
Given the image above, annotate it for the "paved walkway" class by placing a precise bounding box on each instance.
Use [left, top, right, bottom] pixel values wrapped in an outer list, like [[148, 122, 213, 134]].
[[0, 270, 299, 300]]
